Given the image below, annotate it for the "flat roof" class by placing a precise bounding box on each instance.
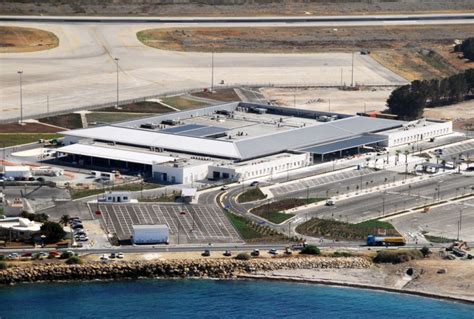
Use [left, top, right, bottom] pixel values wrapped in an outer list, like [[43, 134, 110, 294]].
[[61, 103, 405, 161], [61, 126, 241, 159], [298, 134, 387, 154], [57, 143, 175, 165]]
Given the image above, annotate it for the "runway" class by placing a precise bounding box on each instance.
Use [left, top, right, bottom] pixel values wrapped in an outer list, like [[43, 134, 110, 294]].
[[3, 13, 469, 121]]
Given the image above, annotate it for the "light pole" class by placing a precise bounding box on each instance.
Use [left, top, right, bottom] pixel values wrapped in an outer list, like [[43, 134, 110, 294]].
[[306, 185, 310, 205], [114, 58, 119, 108], [211, 51, 214, 92], [351, 52, 355, 87], [17, 70, 23, 124]]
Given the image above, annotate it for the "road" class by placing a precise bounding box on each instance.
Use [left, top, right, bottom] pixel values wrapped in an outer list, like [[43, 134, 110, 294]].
[[2, 13, 474, 24], [1, 13, 440, 121], [294, 174, 473, 223]]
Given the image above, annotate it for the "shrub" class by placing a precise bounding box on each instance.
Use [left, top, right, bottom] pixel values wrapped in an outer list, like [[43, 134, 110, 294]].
[[60, 251, 74, 259], [0, 255, 5, 261], [235, 253, 251, 260], [0, 261, 7, 270], [300, 245, 321, 255], [373, 249, 423, 264], [65, 256, 83, 265], [420, 246, 431, 257], [332, 251, 353, 257]]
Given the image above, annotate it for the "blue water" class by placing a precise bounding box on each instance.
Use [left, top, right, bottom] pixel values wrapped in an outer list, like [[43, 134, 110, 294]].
[[0, 280, 473, 319]]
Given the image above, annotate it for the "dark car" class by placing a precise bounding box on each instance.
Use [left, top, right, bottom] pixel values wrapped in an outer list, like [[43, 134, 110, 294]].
[[72, 224, 84, 230], [223, 250, 232, 257], [250, 181, 259, 187], [202, 250, 211, 257]]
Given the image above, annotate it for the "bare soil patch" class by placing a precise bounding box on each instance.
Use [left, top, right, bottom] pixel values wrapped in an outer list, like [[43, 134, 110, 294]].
[[0, 26, 59, 53], [138, 25, 474, 80]]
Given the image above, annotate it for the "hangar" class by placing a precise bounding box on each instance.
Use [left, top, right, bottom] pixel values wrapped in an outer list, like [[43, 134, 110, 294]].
[[56, 102, 452, 184]]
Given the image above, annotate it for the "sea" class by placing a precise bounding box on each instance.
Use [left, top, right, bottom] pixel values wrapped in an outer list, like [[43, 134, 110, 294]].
[[0, 279, 472, 319]]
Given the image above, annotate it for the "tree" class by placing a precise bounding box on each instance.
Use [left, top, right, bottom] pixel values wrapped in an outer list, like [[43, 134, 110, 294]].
[[300, 245, 321, 255], [458, 38, 474, 61], [40, 222, 66, 244], [420, 246, 431, 257], [60, 214, 70, 226]]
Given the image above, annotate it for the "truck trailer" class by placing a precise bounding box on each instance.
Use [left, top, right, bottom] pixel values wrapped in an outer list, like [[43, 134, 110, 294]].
[[367, 235, 406, 246]]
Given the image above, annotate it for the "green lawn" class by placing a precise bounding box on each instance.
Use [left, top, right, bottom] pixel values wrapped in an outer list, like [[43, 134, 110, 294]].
[[224, 211, 293, 243], [161, 96, 209, 110], [225, 212, 263, 240], [0, 133, 62, 147], [238, 187, 267, 203], [86, 112, 152, 124], [296, 218, 400, 241], [70, 183, 161, 200]]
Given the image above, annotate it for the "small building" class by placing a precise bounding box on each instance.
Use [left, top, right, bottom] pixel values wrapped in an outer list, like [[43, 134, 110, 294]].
[[132, 224, 169, 244], [101, 191, 131, 203], [0, 217, 41, 241], [3, 166, 32, 179], [181, 188, 197, 203]]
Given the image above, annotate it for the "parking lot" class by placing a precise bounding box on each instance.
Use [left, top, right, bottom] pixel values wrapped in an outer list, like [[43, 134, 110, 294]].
[[390, 198, 474, 242], [270, 168, 378, 196], [439, 140, 474, 159], [96, 203, 242, 244]]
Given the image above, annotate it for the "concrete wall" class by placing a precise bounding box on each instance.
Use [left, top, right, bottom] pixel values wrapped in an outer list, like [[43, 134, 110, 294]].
[[209, 152, 310, 181], [383, 120, 452, 148], [152, 162, 209, 184]]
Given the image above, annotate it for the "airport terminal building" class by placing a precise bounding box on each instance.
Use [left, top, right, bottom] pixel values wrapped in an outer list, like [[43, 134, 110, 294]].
[[57, 102, 452, 184]]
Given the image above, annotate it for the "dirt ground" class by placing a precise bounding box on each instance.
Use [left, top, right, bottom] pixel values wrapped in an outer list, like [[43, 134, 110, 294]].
[[423, 100, 474, 130], [1, 0, 473, 16], [264, 255, 474, 302], [0, 26, 59, 53], [262, 87, 393, 115], [138, 25, 473, 80]]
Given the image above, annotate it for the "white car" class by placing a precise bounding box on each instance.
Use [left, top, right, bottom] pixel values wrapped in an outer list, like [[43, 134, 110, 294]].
[[221, 185, 229, 190], [8, 253, 19, 259], [117, 252, 124, 259], [100, 254, 109, 261]]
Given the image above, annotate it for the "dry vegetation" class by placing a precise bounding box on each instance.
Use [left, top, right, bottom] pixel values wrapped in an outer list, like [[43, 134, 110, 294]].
[[0, 26, 59, 53], [1, 0, 473, 16], [138, 25, 474, 80]]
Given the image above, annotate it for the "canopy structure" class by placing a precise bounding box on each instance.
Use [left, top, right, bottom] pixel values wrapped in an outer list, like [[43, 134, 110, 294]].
[[297, 134, 387, 160]]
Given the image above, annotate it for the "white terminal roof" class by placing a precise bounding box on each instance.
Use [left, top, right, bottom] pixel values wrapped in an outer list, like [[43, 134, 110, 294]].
[[61, 126, 241, 159], [57, 143, 175, 165], [60, 103, 406, 160]]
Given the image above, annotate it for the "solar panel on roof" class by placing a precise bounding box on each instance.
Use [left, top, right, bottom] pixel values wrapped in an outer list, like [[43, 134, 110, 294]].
[[181, 126, 229, 137], [161, 124, 206, 134]]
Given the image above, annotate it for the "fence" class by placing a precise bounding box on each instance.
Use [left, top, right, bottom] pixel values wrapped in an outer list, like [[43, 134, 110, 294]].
[[0, 81, 405, 125]]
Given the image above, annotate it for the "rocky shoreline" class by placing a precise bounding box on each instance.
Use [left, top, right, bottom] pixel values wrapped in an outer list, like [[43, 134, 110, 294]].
[[0, 257, 371, 285]]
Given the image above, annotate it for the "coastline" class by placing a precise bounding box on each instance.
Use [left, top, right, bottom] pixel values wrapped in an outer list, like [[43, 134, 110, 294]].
[[238, 274, 474, 305], [1, 256, 473, 305]]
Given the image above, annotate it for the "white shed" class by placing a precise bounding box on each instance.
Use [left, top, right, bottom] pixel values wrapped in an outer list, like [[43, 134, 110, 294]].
[[132, 224, 169, 244], [4, 166, 32, 179]]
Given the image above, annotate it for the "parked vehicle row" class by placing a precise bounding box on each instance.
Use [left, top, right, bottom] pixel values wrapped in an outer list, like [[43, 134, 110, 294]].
[[70, 217, 89, 242]]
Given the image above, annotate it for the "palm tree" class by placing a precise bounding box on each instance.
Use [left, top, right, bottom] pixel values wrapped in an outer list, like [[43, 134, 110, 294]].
[[60, 214, 70, 226]]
